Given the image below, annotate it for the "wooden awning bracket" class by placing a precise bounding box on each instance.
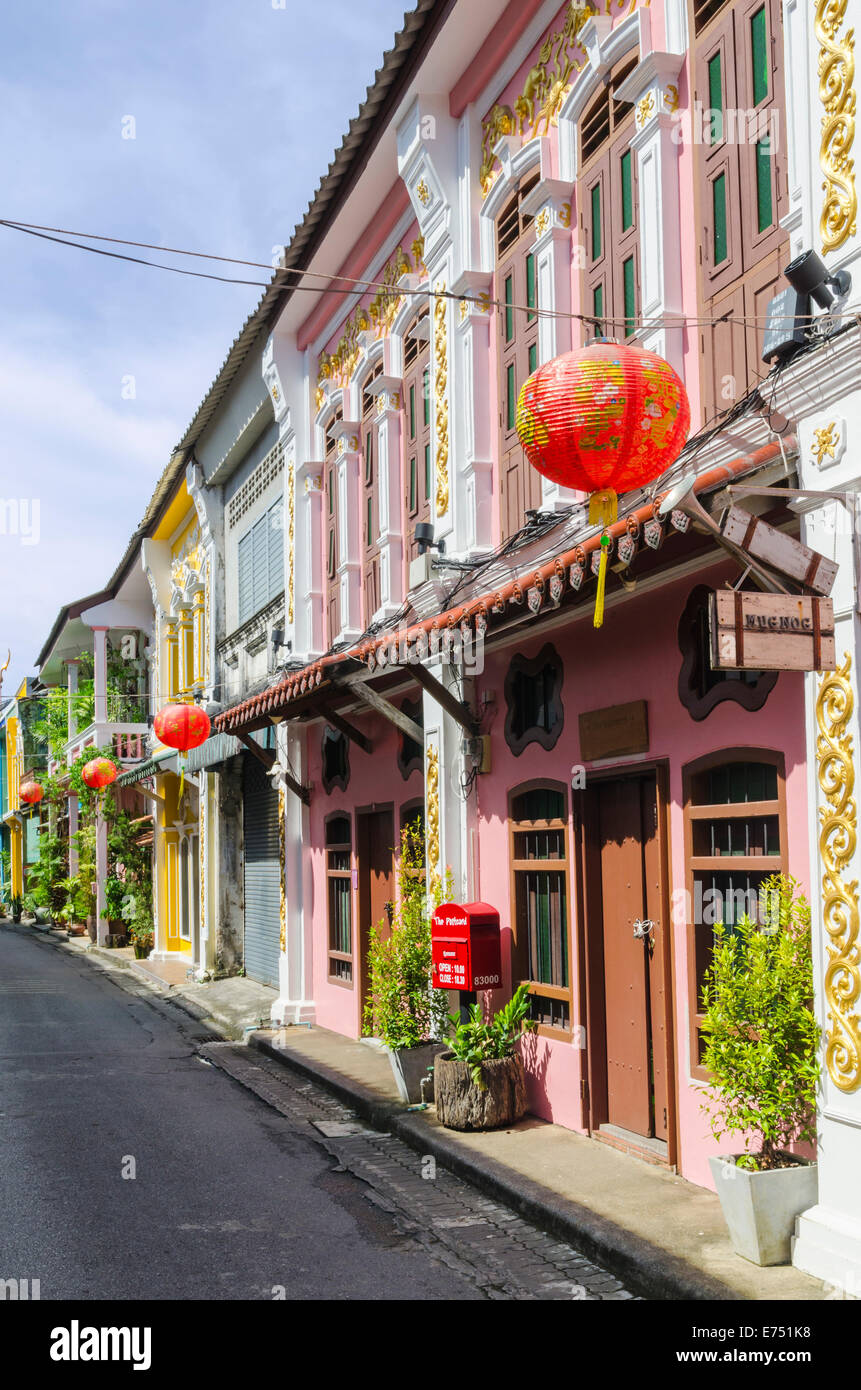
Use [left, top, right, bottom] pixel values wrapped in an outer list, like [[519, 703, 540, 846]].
[[342, 677, 424, 745], [319, 705, 373, 754], [408, 662, 478, 737], [236, 730, 311, 804]]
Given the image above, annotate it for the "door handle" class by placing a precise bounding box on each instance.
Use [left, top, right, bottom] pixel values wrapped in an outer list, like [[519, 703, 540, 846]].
[[632, 918, 656, 940]]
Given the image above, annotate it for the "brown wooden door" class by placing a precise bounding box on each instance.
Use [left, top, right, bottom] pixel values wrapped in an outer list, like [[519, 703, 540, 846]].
[[594, 775, 667, 1140], [358, 808, 395, 1014]]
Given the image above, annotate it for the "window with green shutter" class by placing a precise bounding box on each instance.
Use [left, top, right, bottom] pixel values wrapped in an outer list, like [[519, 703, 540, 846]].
[[623, 256, 636, 337], [593, 282, 604, 324], [526, 253, 537, 320], [591, 183, 602, 261], [751, 6, 768, 106], [755, 137, 773, 231], [422, 366, 430, 426], [409, 456, 417, 513], [620, 150, 633, 231], [506, 363, 516, 430], [424, 443, 431, 500], [528, 342, 537, 375], [712, 172, 728, 264], [707, 52, 723, 144], [505, 274, 514, 341], [409, 383, 415, 440]]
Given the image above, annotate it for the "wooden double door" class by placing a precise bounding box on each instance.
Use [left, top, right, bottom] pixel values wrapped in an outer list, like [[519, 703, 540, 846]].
[[357, 808, 395, 1016], [581, 770, 673, 1148]]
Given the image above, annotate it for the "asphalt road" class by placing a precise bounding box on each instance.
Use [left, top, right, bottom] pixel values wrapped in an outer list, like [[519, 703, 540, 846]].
[[0, 925, 633, 1301]]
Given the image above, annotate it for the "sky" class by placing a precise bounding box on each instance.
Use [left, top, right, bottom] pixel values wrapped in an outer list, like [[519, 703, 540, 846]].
[[0, 0, 412, 693]]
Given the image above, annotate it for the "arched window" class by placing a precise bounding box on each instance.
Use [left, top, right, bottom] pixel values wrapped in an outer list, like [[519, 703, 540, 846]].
[[683, 750, 787, 1076], [326, 813, 353, 985], [509, 782, 572, 1036], [361, 362, 383, 622], [402, 307, 431, 562], [321, 726, 350, 795], [325, 407, 342, 644], [496, 170, 542, 540], [580, 56, 639, 344]]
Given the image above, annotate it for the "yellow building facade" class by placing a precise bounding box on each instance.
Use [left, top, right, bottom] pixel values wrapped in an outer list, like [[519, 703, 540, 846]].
[[142, 478, 211, 964]]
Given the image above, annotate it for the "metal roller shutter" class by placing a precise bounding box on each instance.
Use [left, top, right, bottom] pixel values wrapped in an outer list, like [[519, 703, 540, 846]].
[[242, 754, 281, 988]]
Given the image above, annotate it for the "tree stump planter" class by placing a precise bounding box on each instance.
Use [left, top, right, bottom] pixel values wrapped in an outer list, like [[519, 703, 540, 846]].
[[434, 1051, 528, 1131]]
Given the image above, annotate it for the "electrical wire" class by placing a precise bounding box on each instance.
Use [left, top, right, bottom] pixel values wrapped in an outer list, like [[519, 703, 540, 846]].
[[2, 216, 854, 331]]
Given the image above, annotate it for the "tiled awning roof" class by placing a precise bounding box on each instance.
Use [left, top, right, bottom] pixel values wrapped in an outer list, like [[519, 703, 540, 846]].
[[214, 438, 795, 736]]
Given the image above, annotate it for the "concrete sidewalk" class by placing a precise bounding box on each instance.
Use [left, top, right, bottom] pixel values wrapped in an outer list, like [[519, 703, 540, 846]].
[[249, 1022, 827, 1303], [51, 930, 278, 1041]]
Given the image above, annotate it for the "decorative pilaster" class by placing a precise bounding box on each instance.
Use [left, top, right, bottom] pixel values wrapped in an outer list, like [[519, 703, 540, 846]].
[[816, 655, 861, 1093], [296, 461, 325, 661], [615, 52, 686, 376], [815, 0, 857, 254], [368, 376, 406, 616], [433, 282, 450, 523], [452, 271, 494, 551]]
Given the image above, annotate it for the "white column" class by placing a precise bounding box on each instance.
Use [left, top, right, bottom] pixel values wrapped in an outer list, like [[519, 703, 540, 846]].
[[273, 722, 315, 1024], [92, 626, 109, 726], [95, 808, 109, 946], [296, 461, 324, 661], [65, 658, 80, 740]]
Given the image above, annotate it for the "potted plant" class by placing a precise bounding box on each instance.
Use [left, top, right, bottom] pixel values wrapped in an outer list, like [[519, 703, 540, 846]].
[[435, 982, 533, 1130], [121, 886, 153, 958], [105, 876, 127, 943], [702, 873, 820, 1266], [363, 824, 449, 1104], [10, 894, 22, 923]]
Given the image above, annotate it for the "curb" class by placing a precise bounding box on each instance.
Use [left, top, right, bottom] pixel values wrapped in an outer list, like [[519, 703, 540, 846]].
[[249, 1031, 738, 1303]]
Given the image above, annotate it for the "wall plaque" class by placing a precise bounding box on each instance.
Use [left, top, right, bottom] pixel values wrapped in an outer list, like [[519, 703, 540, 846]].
[[579, 699, 649, 762]]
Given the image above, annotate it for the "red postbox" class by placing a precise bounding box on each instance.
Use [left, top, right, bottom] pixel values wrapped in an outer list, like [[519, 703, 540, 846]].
[[431, 901, 503, 991]]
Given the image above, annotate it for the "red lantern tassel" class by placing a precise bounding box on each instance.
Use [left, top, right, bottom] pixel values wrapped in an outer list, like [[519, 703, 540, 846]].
[[594, 534, 611, 629]]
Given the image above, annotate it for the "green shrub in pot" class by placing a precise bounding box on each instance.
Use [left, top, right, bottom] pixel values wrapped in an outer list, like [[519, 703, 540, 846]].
[[701, 873, 821, 1264]]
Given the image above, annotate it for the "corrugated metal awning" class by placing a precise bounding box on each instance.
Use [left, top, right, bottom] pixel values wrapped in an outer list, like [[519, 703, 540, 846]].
[[185, 732, 244, 773], [117, 749, 177, 786]]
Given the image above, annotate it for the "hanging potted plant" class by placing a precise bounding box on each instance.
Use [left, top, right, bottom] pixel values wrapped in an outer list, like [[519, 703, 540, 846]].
[[363, 823, 449, 1104], [703, 874, 820, 1266], [435, 983, 532, 1130]]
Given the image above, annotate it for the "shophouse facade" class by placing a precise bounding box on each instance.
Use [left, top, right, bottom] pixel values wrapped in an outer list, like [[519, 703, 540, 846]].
[[202, 0, 861, 1299]]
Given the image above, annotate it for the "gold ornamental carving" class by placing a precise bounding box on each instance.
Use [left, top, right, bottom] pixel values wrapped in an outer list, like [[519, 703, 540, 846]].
[[426, 743, 441, 896], [816, 0, 857, 252], [287, 461, 295, 624], [812, 421, 839, 465], [316, 242, 420, 391], [479, 4, 590, 196], [278, 783, 287, 953], [433, 283, 449, 516], [817, 653, 861, 1092]]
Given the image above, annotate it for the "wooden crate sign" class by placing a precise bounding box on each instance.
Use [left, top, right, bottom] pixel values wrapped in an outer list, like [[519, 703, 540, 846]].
[[721, 505, 838, 596], [579, 699, 649, 761], [709, 591, 836, 671]]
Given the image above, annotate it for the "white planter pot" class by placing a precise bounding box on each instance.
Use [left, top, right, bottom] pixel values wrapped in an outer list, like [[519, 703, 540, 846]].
[[387, 1043, 448, 1105], [709, 1154, 818, 1266]]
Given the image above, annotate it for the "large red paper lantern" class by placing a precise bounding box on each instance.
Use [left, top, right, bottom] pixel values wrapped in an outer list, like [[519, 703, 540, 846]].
[[82, 757, 118, 790], [20, 780, 43, 805], [516, 341, 690, 504], [516, 342, 690, 626], [153, 703, 211, 753]]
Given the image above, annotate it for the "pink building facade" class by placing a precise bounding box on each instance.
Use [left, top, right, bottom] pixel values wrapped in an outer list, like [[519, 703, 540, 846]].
[[211, 0, 859, 1221]]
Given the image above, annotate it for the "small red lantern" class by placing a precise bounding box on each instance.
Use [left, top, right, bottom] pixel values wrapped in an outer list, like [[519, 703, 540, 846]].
[[20, 780, 43, 805], [81, 757, 119, 790], [516, 343, 690, 625], [153, 703, 211, 753]]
